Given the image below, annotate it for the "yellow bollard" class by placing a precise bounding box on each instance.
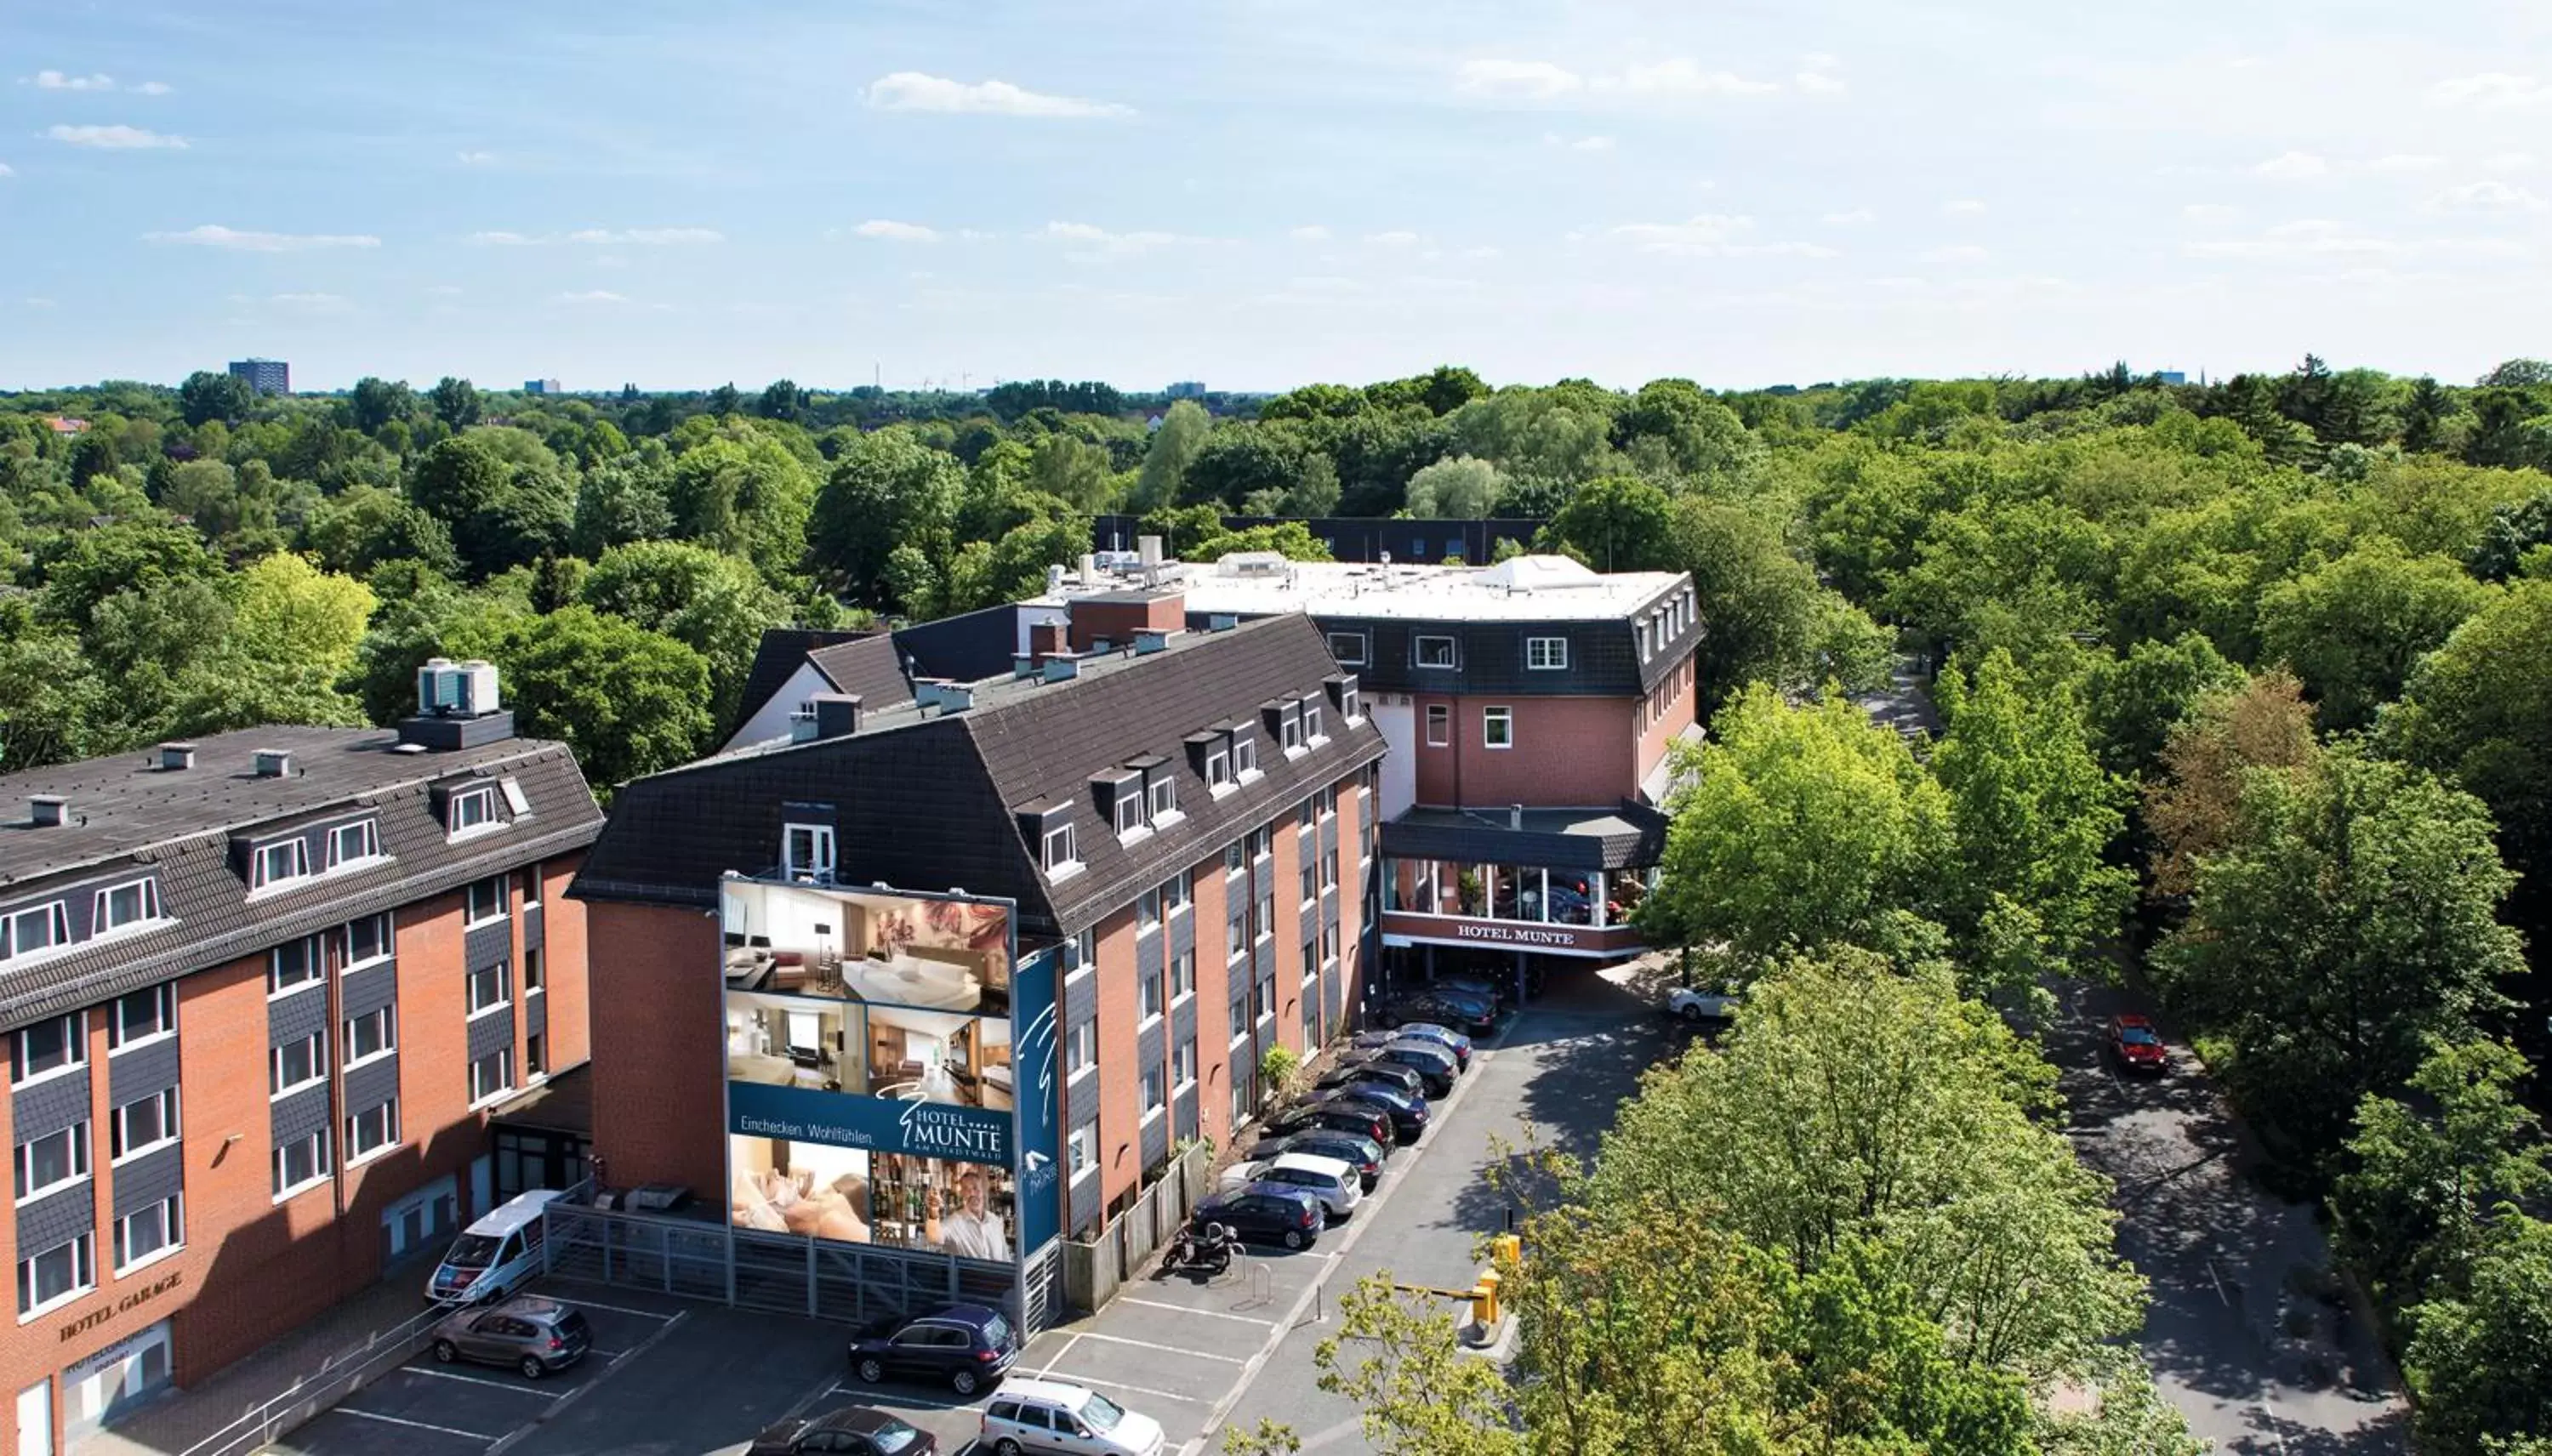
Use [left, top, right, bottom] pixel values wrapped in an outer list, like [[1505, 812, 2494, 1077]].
[[1472, 1267, 1501, 1326], [1492, 1233, 1521, 1269]]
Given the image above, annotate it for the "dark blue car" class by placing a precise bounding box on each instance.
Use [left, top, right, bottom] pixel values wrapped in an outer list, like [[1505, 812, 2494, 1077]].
[[1314, 1085, 1428, 1143], [846, 1303, 1018, 1396], [1192, 1186, 1327, 1251]]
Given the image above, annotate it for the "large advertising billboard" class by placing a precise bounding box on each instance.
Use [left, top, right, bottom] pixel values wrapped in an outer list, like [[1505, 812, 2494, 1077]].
[[721, 879, 1031, 1265]]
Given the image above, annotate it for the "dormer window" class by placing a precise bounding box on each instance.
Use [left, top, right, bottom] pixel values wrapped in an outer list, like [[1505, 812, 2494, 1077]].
[[1114, 791, 1146, 836], [1044, 821, 1079, 874], [783, 823, 836, 880], [253, 838, 310, 890], [1279, 706, 1306, 754], [1414, 635, 1457, 668], [1, 901, 70, 962], [447, 784, 500, 839], [1325, 674, 1361, 723], [1207, 748, 1231, 789], [327, 819, 381, 869], [1232, 731, 1260, 780], [1526, 636, 1569, 670], [1148, 774, 1177, 822], [1302, 704, 1324, 743], [92, 878, 162, 935]]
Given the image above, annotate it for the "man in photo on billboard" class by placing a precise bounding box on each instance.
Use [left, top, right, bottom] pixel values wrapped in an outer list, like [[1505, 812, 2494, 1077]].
[[926, 1167, 1008, 1260]]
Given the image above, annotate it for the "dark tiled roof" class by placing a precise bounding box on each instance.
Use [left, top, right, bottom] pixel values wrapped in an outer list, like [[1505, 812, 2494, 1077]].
[[806, 634, 916, 712], [573, 616, 1386, 937], [1379, 801, 1668, 871], [730, 628, 873, 737], [0, 728, 602, 1032], [893, 605, 1024, 685]]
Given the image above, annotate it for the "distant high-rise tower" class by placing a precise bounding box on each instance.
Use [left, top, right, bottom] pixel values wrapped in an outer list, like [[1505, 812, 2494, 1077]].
[[524, 378, 563, 395], [227, 358, 290, 395]]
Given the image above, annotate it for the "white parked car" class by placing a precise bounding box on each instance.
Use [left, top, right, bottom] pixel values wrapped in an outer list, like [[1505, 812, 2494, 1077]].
[[982, 1378, 1165, 1456], [1218, 1152, 1361, 1219], [1666, 987, 1742, 1026]]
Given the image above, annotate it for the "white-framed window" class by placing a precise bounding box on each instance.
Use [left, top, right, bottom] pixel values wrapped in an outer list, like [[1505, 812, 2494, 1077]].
[[268, 936, 324, 998], [345, 911, 393, 970], [1425, 704, 1450, 747], [114, 1193, 183, 1273], [1232, 733, 1259, 778], [1302, 704, 1324, 742], [1256, 890, 1275, 941], [1, 900, 70, 962], [1136, 889, 1162, 931], [1325, 631, 1368, 665], [527, 1031, 547, 1078], [1249, 826, 1273, 862], [1148, 775, 1177, 822], [345, 1098, 400, 1165], [1322, 849, 1339, 890], [17, 1232, 94, 1317], [1067, 1124, 1095, 1176], [1254, 977, 1277, 1021], [1229, 989, 1250, 1045], [344, 1005, 396, 1066], [92, 878, 163, 936], [1484, 706, 1514, 749], [1227, 907, 1248, 963], [1322, 923, 1341, 964], [1174, 1035, 1198, 1089], [1113, 790, 1146, 836], [1224, 843, 1246, 878], [1140, 962, 1165, 1022], [1301, 862, 1315, 901], [110, 1088, 179, 1162], [1142, 1065, 1165, 1116], [273, 1129, 329, 1200], [253, 838, 310, 890], [107, 985, 174, 1051], [783, 823, 836, 879], [464, 876, 507, 926], [326, 819, 381, 868], [1170, 949, 1195, 1002], [523, 946, 544, 993], [1341, 682, 1361, 721], [469, 1049, 514, 1106], [1067, 1020, 1095, 1077], [1205, 747, 1232, 791], [11, 1013, 84, 1085], [1042, 821, 1080, 875], [1319, 786, 1338, 820], [271, 1032, 328, 1098], [1526, 636, 1569, 670], [520, 862, 542, 905], [1163, 873, 1191, 916], [447, 785, 500, 838], [14, 1123, 89, 1203], [1414, 635, 1457, 668], [1302, 936, 1318, 984], [1067, 928, 1096, 975], [466, 962, 510, 1018], [1280, 712, 1305, 753]]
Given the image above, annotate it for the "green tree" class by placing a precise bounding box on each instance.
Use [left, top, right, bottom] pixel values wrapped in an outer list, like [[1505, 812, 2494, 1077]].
[[1402, 456, 1503, 518], [808, 429, 966, 606], [228, 552, 376, 682], [1617, 378, 1760, 485], [37, 520, 219, 634], [1182, 521, 1333, 562], [477, 606, 711, 788], [1028, 433, 1116, 513], [1642, 687, 1952, 966], [178, 369, 254, 428], [2144, 669, 2321, 898], [347, 376, 418, 435], [2079, 631, 2247, 781], [570, 447, 677, 556], [429, 376, 483, 430], [0, 634, 113, 771], [2385, 578, 2552, 929], [1129, 400, 1210, 513], [1182, 428, 1303, 508], [2256, 540, 2495, 731], [2158, 749, 2524, 1165], [2334, 1038, 2548, 1309], [1543, 475, 1677, 572], [304, 483, 461, 577], [2402, 1214, 2552, 1456], [1668, 496, 1888, 708], [578, 541, 791, 725]]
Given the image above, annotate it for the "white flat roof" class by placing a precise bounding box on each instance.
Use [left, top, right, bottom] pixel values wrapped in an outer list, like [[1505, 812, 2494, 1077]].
[[1028, 555, 1687, 623]]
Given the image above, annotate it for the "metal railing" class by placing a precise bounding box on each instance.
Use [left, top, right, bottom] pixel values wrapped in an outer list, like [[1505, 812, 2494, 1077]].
[[173, 1299, 462, 1456]]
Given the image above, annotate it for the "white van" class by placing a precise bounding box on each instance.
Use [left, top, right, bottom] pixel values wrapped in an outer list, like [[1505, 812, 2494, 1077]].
[[426, 1190, 564, 1304]]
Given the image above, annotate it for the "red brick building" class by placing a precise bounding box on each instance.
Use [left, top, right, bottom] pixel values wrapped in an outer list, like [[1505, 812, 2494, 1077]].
[[0, 702, 601, 1453]]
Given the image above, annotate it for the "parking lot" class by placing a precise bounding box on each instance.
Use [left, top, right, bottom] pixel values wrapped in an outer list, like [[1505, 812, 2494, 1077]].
[[260, 968, 1674, 1456]]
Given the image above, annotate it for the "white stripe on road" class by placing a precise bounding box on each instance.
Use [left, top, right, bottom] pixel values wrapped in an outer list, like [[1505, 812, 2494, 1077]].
[[330, 1408, 498, 1441], [1114, 1297, 1277, 1328], [1063, 1330, 1248, 1364], [544, 1297, 678, 1320], [1041, 1371, 1216, 1406], [1032, 1333, 1085, 1379], [399, 1364, 562, 1396]]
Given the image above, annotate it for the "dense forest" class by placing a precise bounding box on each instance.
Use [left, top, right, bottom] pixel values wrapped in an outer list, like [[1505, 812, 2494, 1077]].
[[9, 355, 2552, 1449]]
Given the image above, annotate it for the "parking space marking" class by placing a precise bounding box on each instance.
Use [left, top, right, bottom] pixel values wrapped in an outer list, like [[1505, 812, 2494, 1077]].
[[1114, 1297, 1276, 1328], [1065, 1330, 1249, 1364], [400, 1365, 563, 1396], [486, 1308, 691, 1456], [1031, 1332, 1085, 1379], [826, 1381, 976, 1412], [548, 1297, 680, 1320], [331, 1408, 497, 1440], [1040, 1371, 1215, 1406]]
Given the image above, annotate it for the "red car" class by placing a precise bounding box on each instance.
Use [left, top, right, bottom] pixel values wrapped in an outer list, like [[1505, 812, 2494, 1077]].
[[2108, 1015, 2168, 1075]]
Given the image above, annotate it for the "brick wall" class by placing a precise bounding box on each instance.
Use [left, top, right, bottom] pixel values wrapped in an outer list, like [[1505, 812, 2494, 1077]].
[[584, 901, 725, 1200], [1410, 694, 1638, 809], [1090, 905, 1142, 1214], [1633, 652, 1700, 786]]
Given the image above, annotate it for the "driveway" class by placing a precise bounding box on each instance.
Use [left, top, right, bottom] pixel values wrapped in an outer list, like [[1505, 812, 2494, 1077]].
[[2051, 981, 2410, 1454]]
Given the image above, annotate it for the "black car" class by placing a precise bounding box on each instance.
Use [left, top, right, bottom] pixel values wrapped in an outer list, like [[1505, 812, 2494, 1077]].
[[1376, 992, 1496, 1036], [1313, 1085, 1427, 1143], [1353, 1023, 1472, 1072], [1314, 1059, 1425, 1101], [1262, 1100, 1393, 1146], [1192, 1186, 1327, 1251], [747, 1405, 937, 1456], [1245, 1129, 1386, 1190], [1344, 1040, 1458, 1096], [846, 1303, 1019, 1396], [1432, 973, 1513, 1007]]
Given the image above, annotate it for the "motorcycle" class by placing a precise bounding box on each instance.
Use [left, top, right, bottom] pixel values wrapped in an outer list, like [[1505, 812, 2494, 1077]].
[[1163, 1221, 1236, 1277]]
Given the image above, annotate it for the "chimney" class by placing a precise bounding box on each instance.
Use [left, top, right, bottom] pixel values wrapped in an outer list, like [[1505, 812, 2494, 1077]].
[[1510, 803, 1524, 831], [1134, 628, 1170, 656], [810, 693, 863, 740], [1138, 534, 1164, 568], [1077, 553, 1099, 584], [1013, 652, 1037, 681], [1045, 564, 1066, 594], [939, 684, 975, 713], [1042, 653, 1082, 684], [158, 742, 197, 771], [253, 749, 293, 778], [29, 795, 67, 828], [1208, 613, 1239, 633], [1028, 620, 1068, 664]]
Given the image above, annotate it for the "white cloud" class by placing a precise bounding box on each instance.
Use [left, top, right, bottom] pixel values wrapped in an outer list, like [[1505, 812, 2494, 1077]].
[[863, 71, 1131, 118], [2185, 218, 2528, 261], [555, 289, 627, 304], [1456, 59, 1584, 99], [134, 81, 171, 95], [1940, 198, 1987, 215], [0, 162, 12, 178], [1565, 134, 1615, 151], [144, 224, 380, 251], [2253, 151, 2330, 179], [2483, 151, 2539, 173], [22, 297, 56, 308], [473, 226, 721, 246], [1609, 59, 1779, 97], [32, 71, 115, 91], [2182, 202, 2239, 221], [2363, 153, 2445, 173], [852, 219, 942, 242], [1365, 230, 1421, 246], [1794, 54, 1846, 94], [1821, 208, 1876, 225], [1920, 243, 1991, 263], [267, 292, 350, 312], [1288, 225, 1331, 242], [1604, 213, 1835, 258], [2426, 179, 2549, 215], [468, 230, 534, 245], [456, 150, 496, 165], [1036, 220, 1190, 258], [48, 123, 185, 150], [2428, 72, 2550, 110]]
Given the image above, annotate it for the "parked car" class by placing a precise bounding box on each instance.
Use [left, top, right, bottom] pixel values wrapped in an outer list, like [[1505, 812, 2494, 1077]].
[[1244, 1129, 1385, 1190], [1353, 1022, 1472, 1071], [1376, 992, 1496, 1036], [846, 1303, 1019, 1396], [1313, 1084, 1428, 1143], [1190, 1186, 1327, 1251], [2107, 1014, 2169, 1076], [1432, 973, 1513, 1006], [1313, 1058, 1425, 1101], [1262, 1100, 1393, 1146], [747, 1405, 937, 1456], [1666, 987, 1742, 1026], [1219, 1152, 1362, 1219], [429, 1296, 590, 1379], [982, 1378, 1165, 1456], [1342, 1039, 1458, 1095]]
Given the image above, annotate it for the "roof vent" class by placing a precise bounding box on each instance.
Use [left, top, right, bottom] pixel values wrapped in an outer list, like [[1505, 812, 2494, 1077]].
[[1045, 565, 1067, 594], [1077, 553, 1098, 583], [158, 742, 197, 771], [939, 684, 975, 714], [1013, 652, 1038, 681], [1134, 628, 1171, 656], [253, 748, 293, 778], [1042, 654, 1081, 684], [1138, 534, 1164, 568], [810, 693, 863, 740], [1511, 803, 1524, 831], [29, 794, 67, 828], [1208, 613, 1240, 634]]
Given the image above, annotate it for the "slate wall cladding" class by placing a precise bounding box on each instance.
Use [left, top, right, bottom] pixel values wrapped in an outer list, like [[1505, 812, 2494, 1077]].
[[16, 1180, 95, 1262], [270, 1081, 329, 1148], [343, 1054, 400, 1122], [1140, 1093, 1170, 1171], [265, 981, 328, 1049], [341, 962, 396, 1021], [11, 1062, 92, 1145], [1173, 1085, 1199, 1142], [108, 1033, 181, 1106], [465, 1004, 515, 1061], [111, 1143, 183, 1220], [463, 911, 512, 971], [523, 991, 545, 1037]]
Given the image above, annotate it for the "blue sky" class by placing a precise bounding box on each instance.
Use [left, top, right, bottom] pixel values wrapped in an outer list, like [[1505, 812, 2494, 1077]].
[[3, 0, 2549, 393]]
